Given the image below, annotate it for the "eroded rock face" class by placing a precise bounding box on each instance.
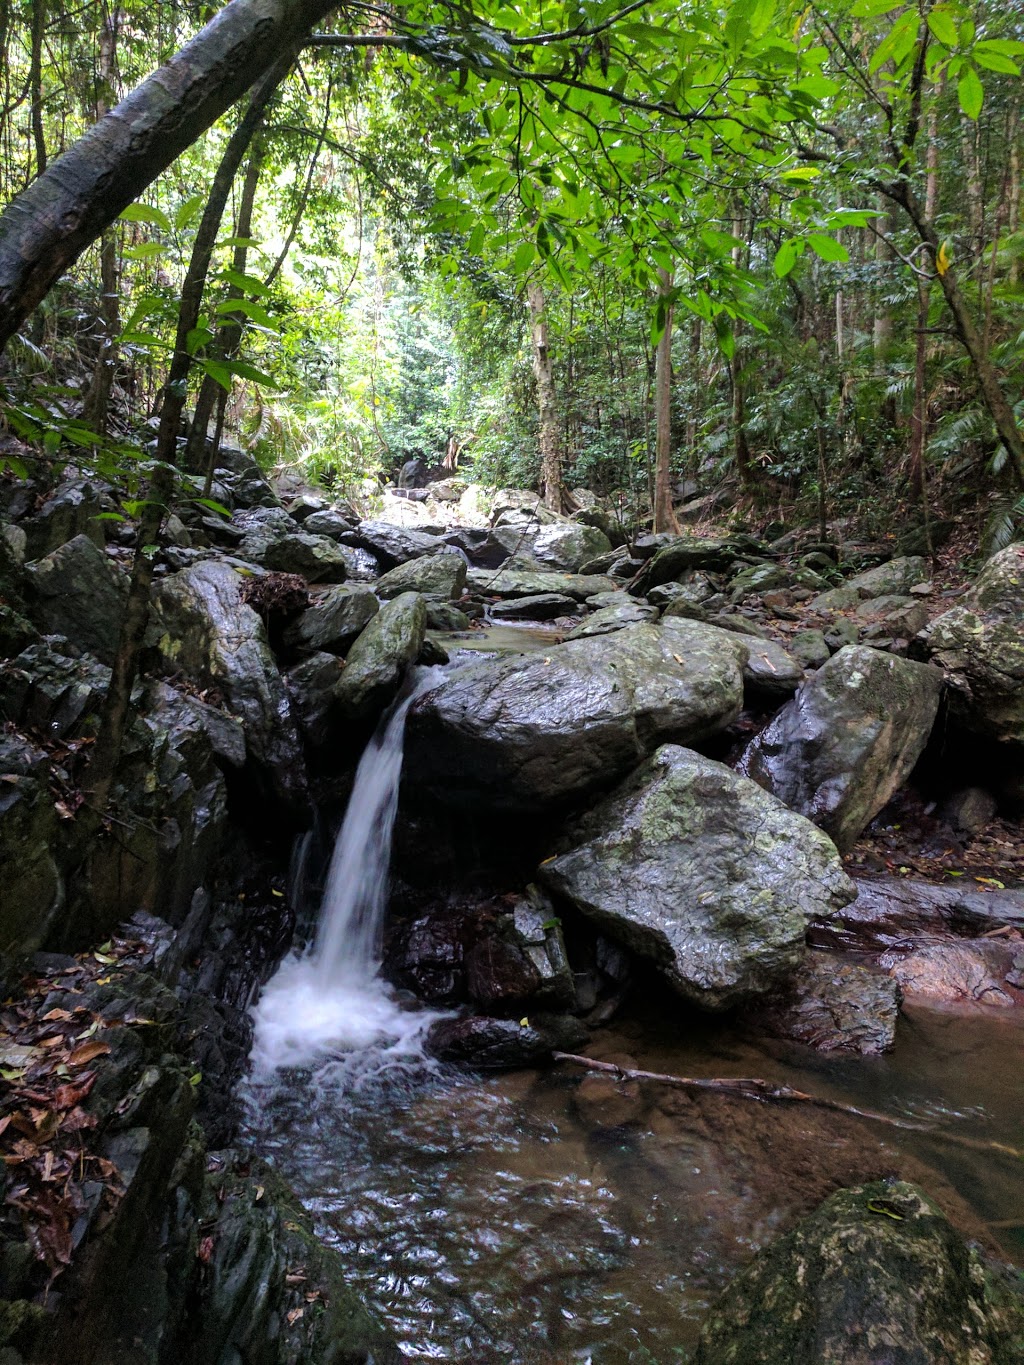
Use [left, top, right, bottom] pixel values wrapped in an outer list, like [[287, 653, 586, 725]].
[[746, 951, 900, 1054], [406, 618, 747, 810], [739, 645, 942, 850], [695, 1181, 1024, 1365], [539, 746, 855, 1009], [916, 544, 1024, 744], [332, 590, 427, 724], [23, 533, 128, 664], [148, 559, 308, 812]]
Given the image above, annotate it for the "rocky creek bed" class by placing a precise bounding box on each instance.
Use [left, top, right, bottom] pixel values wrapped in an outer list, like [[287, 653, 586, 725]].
[[1, 455, 1023, 1361]]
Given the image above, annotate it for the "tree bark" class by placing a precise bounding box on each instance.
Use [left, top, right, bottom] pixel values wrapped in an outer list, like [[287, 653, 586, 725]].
[[527, 279, 563, 511], [652, 266, 678, 533], [0, 0, 338, 350], [83, 5, 122, 436], [29, 0, 47, 176]]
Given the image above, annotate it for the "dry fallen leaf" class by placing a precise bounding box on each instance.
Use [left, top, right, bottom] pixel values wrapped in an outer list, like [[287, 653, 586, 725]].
[[67, 1041, 111, 1067], [286, 1308, 304, 1326]]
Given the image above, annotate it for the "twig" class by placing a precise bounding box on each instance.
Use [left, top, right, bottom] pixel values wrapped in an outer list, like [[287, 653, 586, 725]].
[[551, 1053, 1024, 1162]]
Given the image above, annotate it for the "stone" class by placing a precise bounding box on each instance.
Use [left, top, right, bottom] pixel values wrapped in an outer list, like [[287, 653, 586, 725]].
[[333, 591, 427, 724], [23, 534, 128, 664], [0, 733, 64, 968], [941, 785, 998, 835], [148, 559, 308, 811], [739, 646, 943, 850], [300, 507, 356, 539], [847, 554, 930, 599], [737, 637, 804, 700], [747, 951, 900, 1053], [809, 584, 861, 612], [285, 651, 345, 747], [425, 601, 471, 631], [695, 1181, 1024, 1365], [564, 600, 660, 638], [789, 628, 831, 669], [407, 617, 747, 811], [375, 549, 467, 600], [488, 593, 580, 621], [285, 493, 326, 522], [888, 941, 1021, 1009], [21, 477, 110, 559], [465, 566, 617, 601], [856, 593, 930, 638], [823, 616, 859, 652], [636, 536, 744, 587], [425, 1013, 586, 1068], [0, 639, 110, 740], [260, 531, 351, 582], [728, 562, 790, 601], [915, 544, 1024, 744], [540, 747, 854, 1009], [342, 519, 444, 567], [521, 521, 613, 572], [282, 584, 379, 655]]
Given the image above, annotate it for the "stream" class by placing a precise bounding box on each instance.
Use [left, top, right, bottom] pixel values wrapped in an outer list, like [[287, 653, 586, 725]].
[[241, 627, 1024, 1364]]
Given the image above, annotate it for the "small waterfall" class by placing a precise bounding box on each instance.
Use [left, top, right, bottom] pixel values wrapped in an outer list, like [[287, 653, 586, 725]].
[[249, 668, 445, 1081]]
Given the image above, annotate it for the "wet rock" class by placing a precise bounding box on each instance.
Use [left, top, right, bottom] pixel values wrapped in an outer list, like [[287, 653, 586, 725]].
[[488, 592, 581, 620], [739, 646, 943, 851], [564, 600, 659, 639], [300, 506, 356, 539], [826, 876, 1024, 950], [285, 651, 345, 747], [23, 533, 128, 664], [0, 733, 64, 967], [695, 1180, 1024, 1365], [747, 951, 900, 1054], [465, 566, 617, 601], [539, 746, 855, 1010], [728, 562, 790, 601], [491, 520, 613, 572], [148, 559, 308, 812], [425, 1013, 585, 1068], [0, 638, 110, 739], [739, 636, 804, 700], [915, 544, 1024, 745], [847, 554, 929, 599], [887, 941, 1022, 1010], [376, 549, 467, 600], [789, 628, 831, 669], [856, 592, 930, 639], [649, 573, 720, 609], [20, 477, 110, 559], [253, 530, 351, 582], [636, 536, 745, 587], [333, 591, 427, 724], [941, 785, 998, 835], [822, 615, 859, 652], [282, 584, 379, 655], [342, 519, 444, 567], [425, 600, 471, 631], [407, 618, 746, 811]]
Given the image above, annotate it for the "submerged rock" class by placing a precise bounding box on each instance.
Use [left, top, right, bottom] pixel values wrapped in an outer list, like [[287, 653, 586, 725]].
[[407, 618, 746, 810], [916, 544, 1024, 745], [695, 1180, 1024, 1365], [333, 590, 427, 724], [739, 645, 942, 850], [747, 951, 900, 1054], [425, 1013, 586, 1068], [539, 746, 855, 1009]]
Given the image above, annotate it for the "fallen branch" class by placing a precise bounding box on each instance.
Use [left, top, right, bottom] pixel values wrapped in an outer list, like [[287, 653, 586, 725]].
[[551, 1053, 1023, 1162]]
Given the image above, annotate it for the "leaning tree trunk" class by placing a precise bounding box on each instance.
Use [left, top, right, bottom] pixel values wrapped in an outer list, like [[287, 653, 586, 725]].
[[652, 267, 678, 534], [0, 0, 338, 350], [527, 279, 564, 512]]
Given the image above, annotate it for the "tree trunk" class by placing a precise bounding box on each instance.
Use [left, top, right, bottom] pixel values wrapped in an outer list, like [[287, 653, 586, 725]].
[[83, 5, 122, 436], [84, 59, 290, 816], [872, 198, 892, 371], [0, 0, 338, 350], [29, 0, 46, 176], [652, 267, 678, 534], [527, 279, 563, 511]]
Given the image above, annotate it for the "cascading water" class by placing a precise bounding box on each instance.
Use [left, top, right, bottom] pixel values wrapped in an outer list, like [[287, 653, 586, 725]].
[[248, 668, 445, 1083]]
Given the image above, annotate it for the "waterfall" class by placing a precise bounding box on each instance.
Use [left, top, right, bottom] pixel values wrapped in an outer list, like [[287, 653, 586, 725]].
[[249, 668, 444, 1081]]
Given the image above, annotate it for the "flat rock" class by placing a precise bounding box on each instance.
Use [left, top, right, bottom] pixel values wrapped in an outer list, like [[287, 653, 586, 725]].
[[465, 566, 617, 601], [564, 601, 659, 638], [375, 549, 467, 600], [488, 593, 580, 621], [539, 747, 854, 1009]]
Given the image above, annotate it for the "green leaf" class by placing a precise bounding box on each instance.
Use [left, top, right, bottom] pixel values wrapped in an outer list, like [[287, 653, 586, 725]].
[[119, 202, 172, 233], [773, 239, 800, 277], [850, 0, 901, 15], [972, 50, 1019, 75], [219, 268, 273, 298], [174, 194, 205, 231], [926, 7, 958, 48], [193, 497, 231, 517], [957, 65, 983, 119], [122, 242, 167, 262], [807, 233, 849, 262]]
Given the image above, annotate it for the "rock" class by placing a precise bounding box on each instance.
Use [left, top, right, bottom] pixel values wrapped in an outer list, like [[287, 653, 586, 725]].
[[0, 638, 110, 739], [888, 941, 1021, 1009], [342, 520, 444, 568], [489, 488, 544, 522], [539, 746, 855, 1009], [564, 600, 660, 639], [425, 600, 471, 631], [333, 591, 427, 723], [809, 584, 862, 612], [572, 1051, 648, 1129], [282, 584, 379, 655], [148, 560, 308, 812], [739, 646, 943, 851], [848, 554, 930, 598], [648, 573, 720, 609], [789, 628, 831, 669], [728, 562, 790, 601], [23, 534, 128, 664], [941, 785, 998, 835], [747, 951, 900, 1054], [488, 592, 580, 621], [285, 493, 327, 522], [636, 536, 744, 587], [300, 507, 356, 539], [407, 618, 747, 811], [375, 549, 467, 600], [856, 593, 930, 638], [828, 876, 1024, 949], [739, 636, 804, 700], [0, 733, 64, 966], [519, 521, 613, 572], [465, 566, 617, 601], [285, 651, 345, 747], [915, 544, 1024, 744], [258, 530, 351, 582], [21, 477, 110, 558], [425, 1013, 585, 1068], [823, 615, 859, 652], [695, 1180, 1024, 1365]]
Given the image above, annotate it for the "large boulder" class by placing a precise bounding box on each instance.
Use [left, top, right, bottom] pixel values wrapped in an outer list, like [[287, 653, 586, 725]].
[[342, 520, 444, 568], [282, 584, 379, 655], [745, 951, 900, 1054], [488, 519, 613, 572], [20, 476, 110, 558], [635, 536, 750, 588], [23, 533, 128, 663], [539, 746, 854, 1009], [148, 559, 308, 811], [406, 618, 747, 811], [375, 549, 467, 600], [847, 554, 929, 598], [695, 1181, 1024, 1365], [465, 566, 617, 601], [739, 645, 942, 850], [332, 590, 427, 723], [915, 544, 1024, 744]]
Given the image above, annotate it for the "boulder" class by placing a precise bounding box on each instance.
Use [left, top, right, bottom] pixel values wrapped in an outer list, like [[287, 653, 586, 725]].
[[23, 533, 128, 664], [636, 536, 743, 587], [21, 477, 110, 558], [564, 600, 659, 639], [888, 941, 1022, 1009], [0, 639, 110, 739], [148, 560, 308, 812], [847, 554, 929, 598], [425, 600, 472, 631], [282, 584, 379, 655], [738, 646, 942, 850], [0, 733, 64, 967], [739, 636, 804, 700], [695, 1181, 1024, 1365], [332, 591, 427, 723], [465, 566, 617, 600], [407, 618, 747, 811], [425, 1013, 586, 1068], [915, 544, 1024, 744], [510, 520, 613, 572], [342, 520, 444, 567], [375, 549, 467, 600], [488, 593, 580, 621], [789, 628, 831, 669], [300, 507, 356, 540], [746, 951, 900, 1054], [728, 562, 790, 601], [260, 531, 351, 582], [285, 652, 345, 747], [539, 747, 854, 1009]]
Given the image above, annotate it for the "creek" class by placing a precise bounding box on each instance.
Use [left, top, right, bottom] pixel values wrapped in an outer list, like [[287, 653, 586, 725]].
[[241, 629, 1024, 1363]]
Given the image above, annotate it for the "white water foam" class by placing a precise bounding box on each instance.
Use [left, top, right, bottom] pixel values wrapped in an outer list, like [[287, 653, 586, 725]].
[[249, 668, 446, 1084]]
